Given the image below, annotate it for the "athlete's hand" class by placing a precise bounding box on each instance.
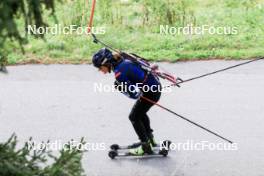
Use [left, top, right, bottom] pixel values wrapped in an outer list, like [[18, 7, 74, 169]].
[[114, 80, 124, 92]]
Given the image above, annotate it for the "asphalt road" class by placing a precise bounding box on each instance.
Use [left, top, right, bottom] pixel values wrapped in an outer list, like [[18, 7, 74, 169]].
[[0, 60, 264, 176]]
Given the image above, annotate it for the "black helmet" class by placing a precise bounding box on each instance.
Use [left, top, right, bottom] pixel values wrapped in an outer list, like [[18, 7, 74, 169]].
[[92, 48, 114, 68]]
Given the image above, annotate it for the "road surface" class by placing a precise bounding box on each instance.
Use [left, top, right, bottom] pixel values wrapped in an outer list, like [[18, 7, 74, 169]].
[[0, 60, 264, 176]]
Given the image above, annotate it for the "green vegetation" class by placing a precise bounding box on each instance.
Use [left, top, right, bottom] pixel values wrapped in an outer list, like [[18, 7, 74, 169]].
[[0, 134, 85, 176], [0, 0, 57, 68], [3, 0, 264, 64]]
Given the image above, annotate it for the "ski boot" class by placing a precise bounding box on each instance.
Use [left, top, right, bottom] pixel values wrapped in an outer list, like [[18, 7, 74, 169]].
[[148, 133, 158, 147], [129, 141, 153, 156]]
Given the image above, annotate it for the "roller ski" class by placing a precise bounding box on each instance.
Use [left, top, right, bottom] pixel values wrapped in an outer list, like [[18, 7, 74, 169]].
[[108, 140, 171, 159]]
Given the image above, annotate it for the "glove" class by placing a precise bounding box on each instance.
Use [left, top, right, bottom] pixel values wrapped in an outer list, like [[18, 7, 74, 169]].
[[114, 80, 124, 92]]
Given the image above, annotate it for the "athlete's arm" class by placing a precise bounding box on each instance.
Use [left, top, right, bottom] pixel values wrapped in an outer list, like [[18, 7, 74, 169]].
[[114, 80, 141, 99], [114, 63, 144, 99]]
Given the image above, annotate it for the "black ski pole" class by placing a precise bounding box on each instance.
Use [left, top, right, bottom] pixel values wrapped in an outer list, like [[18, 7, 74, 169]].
[[140, 96, 233, 144], [164, 57, 264, 89]]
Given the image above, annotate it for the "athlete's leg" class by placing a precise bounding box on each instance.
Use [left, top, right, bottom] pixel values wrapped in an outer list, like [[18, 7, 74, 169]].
[[141, 91, 161, 138], [141, 113, 153, 136], [129, 99, 149, 142]]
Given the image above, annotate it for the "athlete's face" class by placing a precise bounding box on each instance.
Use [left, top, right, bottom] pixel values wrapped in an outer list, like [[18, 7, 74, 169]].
[[99, 66, 110, 74]]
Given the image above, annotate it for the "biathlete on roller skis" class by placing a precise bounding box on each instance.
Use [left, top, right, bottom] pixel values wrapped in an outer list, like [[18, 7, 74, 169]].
[[92, 48, 164, 156]]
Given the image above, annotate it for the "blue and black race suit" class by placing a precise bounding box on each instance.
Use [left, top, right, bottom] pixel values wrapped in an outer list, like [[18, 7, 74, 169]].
[[113, 59, 162, 142]]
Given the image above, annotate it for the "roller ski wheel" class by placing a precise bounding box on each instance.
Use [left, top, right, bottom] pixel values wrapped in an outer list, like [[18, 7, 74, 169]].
[[110, 144, 120, 150], [108, 150, 118, 159], [161, 140, 172, 150], [159, 149, 168, 157]]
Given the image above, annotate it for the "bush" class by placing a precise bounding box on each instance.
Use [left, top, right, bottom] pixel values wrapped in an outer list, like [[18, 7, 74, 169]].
[[0, 134, 86, 176]]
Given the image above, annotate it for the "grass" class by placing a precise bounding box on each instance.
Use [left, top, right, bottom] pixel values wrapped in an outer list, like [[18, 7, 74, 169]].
[[5, 0, 264, 65]]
